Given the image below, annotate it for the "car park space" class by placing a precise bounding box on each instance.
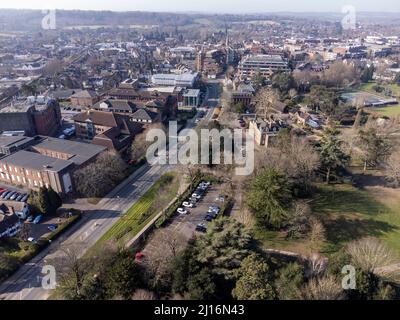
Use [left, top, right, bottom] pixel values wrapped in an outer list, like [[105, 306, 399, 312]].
[[163, 181, 226, 239], [142, 181, 227, 261], [0, 184, 29, 203]]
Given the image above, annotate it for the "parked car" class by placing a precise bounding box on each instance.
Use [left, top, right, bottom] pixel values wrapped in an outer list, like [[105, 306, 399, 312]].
[[192, 193, 202, 199], [16, 194, 24, 202], [195, 223, 207, 233], [216, 195, 225, 202], [10, 192, 19, 200], [5, 192, 16, 200], [205, 214, 214, 222], [182, 201, 194, 208], [0, 188, 6, 196], [177, 208, 188, 215], [33, 215, 43, 224], [189, 197, 198, 203], [21, 194, 29, 202], [27, 237, 36, 243], [201, 181, 211, 187], [209, 206, 221, 213], [26, 216, 34, 223], [48, 224, 58, 232]]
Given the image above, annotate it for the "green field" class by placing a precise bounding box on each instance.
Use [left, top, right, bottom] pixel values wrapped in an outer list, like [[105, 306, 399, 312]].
[[359, 82, 400, 116], [96, 173, 179, 246], [254, 183, 400, 256], [312, 184, 400, 254], [367, 105, 400, 117], [361, 82, 400, 98]]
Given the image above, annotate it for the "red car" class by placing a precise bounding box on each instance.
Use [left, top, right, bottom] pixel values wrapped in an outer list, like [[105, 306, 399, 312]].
[[0, 188, 6, 196]]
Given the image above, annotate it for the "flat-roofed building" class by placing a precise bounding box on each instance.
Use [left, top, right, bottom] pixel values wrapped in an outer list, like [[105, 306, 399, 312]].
[[151, 72, 200, 88], [31, 137, 107, 167], [238, 54, 289, 80], [0, 137, 106, 194], [0, 99, 61, 137], [0, 135, 36, 156], [0, 150, 74, 194]]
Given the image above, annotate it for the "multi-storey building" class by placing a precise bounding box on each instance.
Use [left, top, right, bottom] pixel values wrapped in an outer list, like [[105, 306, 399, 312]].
[[0, 137, 106, 194], [238, 54, 289, 80]]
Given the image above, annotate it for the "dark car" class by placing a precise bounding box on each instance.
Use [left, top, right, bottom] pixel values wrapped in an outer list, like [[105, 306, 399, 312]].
[[205, 214, 214, 222], [195, 224, 207, 233]]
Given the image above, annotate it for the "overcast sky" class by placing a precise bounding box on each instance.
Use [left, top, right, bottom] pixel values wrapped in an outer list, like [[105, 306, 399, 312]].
[[1, 0, 399, 13]]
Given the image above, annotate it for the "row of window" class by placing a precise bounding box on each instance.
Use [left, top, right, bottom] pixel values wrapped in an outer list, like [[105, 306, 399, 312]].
[[2, 164, 42, 178], [0, 171, 48, 188]]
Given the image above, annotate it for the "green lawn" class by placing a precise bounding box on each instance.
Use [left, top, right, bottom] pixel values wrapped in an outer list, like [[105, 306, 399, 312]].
[[254, 183, 400, 256], [96, 173, 179, 246], [366, 104, 400, 117], [359, 82, 400, 116], [361, 82, 400, 98], [312, 184, 400, 254]]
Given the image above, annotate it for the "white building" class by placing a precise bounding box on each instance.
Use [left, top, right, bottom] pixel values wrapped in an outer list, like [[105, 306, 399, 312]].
[[151, 73, 200, 88], [238, 54, 289, 79]]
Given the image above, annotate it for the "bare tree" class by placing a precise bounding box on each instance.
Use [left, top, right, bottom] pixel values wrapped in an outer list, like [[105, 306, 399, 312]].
[[132, 289, 157, 300], [299, 275, 344, 300], [385, 151, 400, 187], [254, 87, 280, 117], [347, 238, 399, 273]]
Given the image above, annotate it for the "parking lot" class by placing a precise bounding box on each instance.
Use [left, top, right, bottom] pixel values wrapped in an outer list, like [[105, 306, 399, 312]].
[[142, 182, 227, 259]]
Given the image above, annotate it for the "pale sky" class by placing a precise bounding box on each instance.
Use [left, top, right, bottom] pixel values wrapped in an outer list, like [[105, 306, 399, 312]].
[[1, 0, 399, 13]]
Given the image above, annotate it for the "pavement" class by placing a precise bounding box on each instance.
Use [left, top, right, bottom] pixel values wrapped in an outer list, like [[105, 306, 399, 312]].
[[0, 81, 222, 301]]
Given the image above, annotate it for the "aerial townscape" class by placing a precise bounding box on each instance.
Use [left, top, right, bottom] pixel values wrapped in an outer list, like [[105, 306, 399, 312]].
[[1, 1, 400, 306]]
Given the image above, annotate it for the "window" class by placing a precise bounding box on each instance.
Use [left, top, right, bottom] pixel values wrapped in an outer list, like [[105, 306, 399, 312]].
[[17, 176, 20, 182], [37, 172, 41, 178], [34, 181, 38, 187]]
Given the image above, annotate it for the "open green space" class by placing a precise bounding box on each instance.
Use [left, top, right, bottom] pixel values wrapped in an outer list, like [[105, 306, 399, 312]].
[[254, 183, 400, 256]]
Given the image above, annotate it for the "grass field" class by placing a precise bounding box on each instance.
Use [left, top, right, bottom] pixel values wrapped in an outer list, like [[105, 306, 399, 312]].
[[367, 105, 400, 117], [359, 82, 400, 116], [96, 173, 179, 246], [254, 183, 400, 256], [361, 82, 400, 98]]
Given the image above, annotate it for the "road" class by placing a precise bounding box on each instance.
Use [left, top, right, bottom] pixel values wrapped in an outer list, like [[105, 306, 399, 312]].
[[0, 81, 221, 300], [0, 163, 170, 300]]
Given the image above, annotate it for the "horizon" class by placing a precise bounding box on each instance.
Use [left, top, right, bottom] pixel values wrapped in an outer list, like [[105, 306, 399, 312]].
[[1, 0, 400, 14]]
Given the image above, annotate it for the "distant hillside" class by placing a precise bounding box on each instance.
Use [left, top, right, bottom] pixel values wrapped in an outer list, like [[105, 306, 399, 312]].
[[0, 9, 399, 32]]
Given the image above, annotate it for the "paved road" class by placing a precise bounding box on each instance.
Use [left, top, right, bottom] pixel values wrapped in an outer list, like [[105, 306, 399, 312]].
[[0, 80, 221, 301], [0, 163, 170, 300]]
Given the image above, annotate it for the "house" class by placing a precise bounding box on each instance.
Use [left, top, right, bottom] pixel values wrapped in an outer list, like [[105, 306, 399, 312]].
[[92, 99, 137, 114], [70, 90, 99, 107], [249, 117, 286, 147], [73, 110, 143, 153], [231, 83, 255, 107]]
